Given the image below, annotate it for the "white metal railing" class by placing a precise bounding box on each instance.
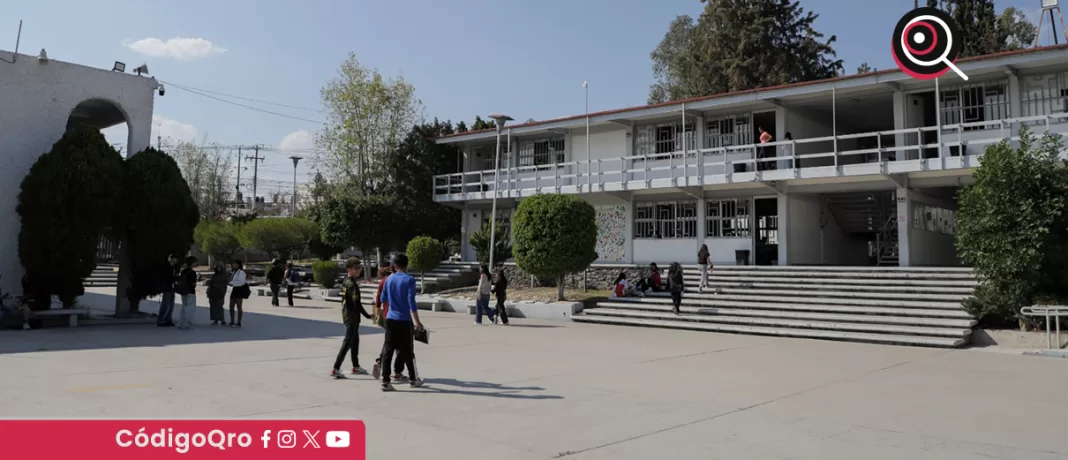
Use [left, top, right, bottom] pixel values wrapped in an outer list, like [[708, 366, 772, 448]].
[[1021, 305, 1068, 349], [433, 113, 1068, 199]]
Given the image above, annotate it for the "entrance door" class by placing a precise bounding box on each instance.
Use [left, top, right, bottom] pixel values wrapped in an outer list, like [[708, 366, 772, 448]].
[[754, 198, 779, 265]]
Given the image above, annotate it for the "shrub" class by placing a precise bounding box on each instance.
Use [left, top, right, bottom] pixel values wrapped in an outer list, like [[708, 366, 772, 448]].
[[307, 224, 346, 261], [513, 194, 598, 301], [955, 128, 1068, 327], [407, 236, 441, 294], [238, 218, 316, 261], [312, 260, 342, 290], [122, 148, 200, 311], [17, 126, 125, 307], [468, 220, 511, 268], [194, 220, 243, 263]]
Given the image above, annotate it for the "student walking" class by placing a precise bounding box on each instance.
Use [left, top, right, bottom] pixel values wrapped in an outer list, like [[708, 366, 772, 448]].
[[697, 244, 711, 293], [228, 260, 249, 327], [331, 258, 372, 379], [156, 255, 180, 327], [284, 262, 300, 307], [205, 263, 228, 326], [266, 259, 284, 306], [379, 254, 425, 391], [668, 262, 685, 315], [492, 268, 510, 325], [175, 256, 199, 329], [474, 265, 497, 325]]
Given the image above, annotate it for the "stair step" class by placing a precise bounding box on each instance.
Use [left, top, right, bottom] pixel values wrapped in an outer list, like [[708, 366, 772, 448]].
[[594, 302, 976, 328], [704, 281, 973, 295], [586, 308, 971, 338], [663, 288, 968, 302], [685, 275, 976, 287], [645, 292, 961, 309], [708, 270, 975, 280], [599, 297, 972, 318], [572, 316, 967, 348], [702, 265, 973, 273]]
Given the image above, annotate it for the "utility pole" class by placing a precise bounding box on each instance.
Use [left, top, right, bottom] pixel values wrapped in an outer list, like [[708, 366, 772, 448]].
[[235, 147, 243, 207], [289, 156, 303, 217], [246, 145, 265, 211]]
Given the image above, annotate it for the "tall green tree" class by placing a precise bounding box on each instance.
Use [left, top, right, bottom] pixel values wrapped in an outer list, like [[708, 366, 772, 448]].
[[926, 0, 1036, 56], [17, 126, 125, 307], [469, 220, 512, 269], [238, 218, 316, 261], [856, 63, 875, 74], [648, 0, 843, 104], [382, 120, 462, 244], [193, 220, 244, 263], [122, 148, 200, 313], [316, 53, 422, 195], [309, 194, 398, 271], [956, 129, 1068, 326], [512, 195, 598, 301]]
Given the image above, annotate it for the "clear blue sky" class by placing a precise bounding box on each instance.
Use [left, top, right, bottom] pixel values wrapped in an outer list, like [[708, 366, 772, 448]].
[[5, 0, 1045, 187]]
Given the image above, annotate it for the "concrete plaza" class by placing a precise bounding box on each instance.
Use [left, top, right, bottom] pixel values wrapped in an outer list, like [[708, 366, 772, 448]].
[[1, 288, 1066, 460]]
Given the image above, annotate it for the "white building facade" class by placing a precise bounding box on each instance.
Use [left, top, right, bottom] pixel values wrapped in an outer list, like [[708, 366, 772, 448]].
[[0, 49, 158, 296], [434, 45, 1068, 267]]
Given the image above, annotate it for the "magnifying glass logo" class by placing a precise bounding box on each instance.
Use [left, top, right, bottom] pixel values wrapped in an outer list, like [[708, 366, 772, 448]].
[[891, 7, 969, 81]]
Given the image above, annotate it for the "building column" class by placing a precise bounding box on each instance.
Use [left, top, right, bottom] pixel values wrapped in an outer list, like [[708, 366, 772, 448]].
[[892, 90, 906, 158], [696, 197, 706, 252], [624, 197, 635, 264], [777, 193, 789, 265], [1008, 72, 1021, 119], [896, 187, 911, 267]]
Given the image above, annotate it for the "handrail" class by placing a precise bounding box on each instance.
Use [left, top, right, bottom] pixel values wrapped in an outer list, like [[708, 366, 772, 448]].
[[433, 112, 1068, 196], [1021, 305, 1068, 349]]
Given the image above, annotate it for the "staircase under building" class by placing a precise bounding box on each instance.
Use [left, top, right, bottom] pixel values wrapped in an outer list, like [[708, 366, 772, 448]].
[[573, 265, 977, 348], [823, 191, 899, 266]]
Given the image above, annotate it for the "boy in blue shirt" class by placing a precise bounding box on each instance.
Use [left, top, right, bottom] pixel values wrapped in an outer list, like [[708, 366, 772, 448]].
[[379, 254, 425, 391]]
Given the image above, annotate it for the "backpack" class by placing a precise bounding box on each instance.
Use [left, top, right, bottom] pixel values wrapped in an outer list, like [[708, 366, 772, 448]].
[[288, 270, 301, 284]]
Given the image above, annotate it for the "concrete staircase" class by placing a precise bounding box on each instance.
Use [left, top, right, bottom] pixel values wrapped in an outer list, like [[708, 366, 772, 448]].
[[324, 261, 480, 303], [574, 265, 977, 348], [86, 263, 119, 287]]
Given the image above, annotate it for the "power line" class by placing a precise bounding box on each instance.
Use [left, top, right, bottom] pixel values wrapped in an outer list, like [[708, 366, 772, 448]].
[[159, 80, 321, 113], [165, 84, 326, 125]]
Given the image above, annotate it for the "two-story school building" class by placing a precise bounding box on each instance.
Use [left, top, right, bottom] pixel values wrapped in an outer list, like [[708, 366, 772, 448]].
[[433, 45, 1068, 267]]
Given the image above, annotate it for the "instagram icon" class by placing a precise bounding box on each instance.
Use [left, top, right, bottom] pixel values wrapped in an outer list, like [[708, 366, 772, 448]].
[[277, 430, 297, 449]]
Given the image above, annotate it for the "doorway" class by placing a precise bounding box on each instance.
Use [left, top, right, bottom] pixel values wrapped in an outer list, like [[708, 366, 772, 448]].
[[905, 93, 938, 160], [754, 197, 778, 265]]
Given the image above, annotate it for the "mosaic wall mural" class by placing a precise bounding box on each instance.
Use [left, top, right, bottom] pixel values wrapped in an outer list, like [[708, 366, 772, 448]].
[[596, 205, 627, 262]]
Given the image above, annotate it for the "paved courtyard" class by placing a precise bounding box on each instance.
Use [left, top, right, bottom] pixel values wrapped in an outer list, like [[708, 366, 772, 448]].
[[1, 288, 1067, 459]]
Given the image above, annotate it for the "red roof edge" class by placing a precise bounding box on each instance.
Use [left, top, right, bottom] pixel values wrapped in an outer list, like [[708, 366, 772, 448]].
[[436, 44, 1068, 141]]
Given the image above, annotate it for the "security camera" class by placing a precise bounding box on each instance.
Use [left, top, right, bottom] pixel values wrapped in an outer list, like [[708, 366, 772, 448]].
[[157, 83, 165, 96]]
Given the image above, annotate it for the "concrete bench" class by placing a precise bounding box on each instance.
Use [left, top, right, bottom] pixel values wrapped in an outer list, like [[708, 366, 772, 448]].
[[34, 308, 90, 327]]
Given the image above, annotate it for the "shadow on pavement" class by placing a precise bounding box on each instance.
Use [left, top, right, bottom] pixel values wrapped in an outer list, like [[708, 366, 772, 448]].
[[502, 324, 562, 329], [0, 292, 378, 355], [417, 378, 564, 400]]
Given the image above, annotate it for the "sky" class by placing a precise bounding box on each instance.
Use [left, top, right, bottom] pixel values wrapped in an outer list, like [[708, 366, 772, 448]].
[[4, 0, 1051, 193]]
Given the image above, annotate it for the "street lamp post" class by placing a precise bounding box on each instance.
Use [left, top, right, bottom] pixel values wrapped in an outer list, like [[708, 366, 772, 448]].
[[487, 114, 513, 272], [583, 81, 590, 190], [289, 156, 302, 217]]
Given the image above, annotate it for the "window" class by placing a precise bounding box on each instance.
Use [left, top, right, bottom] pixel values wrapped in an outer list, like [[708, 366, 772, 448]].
[[705, 115, 753, 149], [636, 123, 695, 158], [481, 208, 513, 238], [634, 201, 697, 239], [706, 199, 751, 238], [940, 81, 1008, 130], [517, 138, 565, 168]]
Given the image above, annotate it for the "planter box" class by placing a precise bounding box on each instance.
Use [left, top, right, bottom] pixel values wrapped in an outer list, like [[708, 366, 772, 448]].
[[319, 288, 342, 298]]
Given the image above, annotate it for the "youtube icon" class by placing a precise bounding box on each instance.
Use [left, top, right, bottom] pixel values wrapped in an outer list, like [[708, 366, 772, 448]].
[[326, 431, 350, 448]]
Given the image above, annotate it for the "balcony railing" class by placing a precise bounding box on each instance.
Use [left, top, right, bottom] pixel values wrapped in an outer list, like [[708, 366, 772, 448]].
[[433, 113, 1068, 201]]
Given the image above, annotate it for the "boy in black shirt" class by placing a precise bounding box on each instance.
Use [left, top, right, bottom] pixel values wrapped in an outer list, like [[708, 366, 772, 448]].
[[331, 258, 372, 379]]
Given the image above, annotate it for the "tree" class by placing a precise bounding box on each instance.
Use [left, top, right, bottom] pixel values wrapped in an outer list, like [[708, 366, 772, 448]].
[[406, 236, 441, 294], [316, 53, 422, 195], [648, 1, 843, 104], [468, 220, 512, 269], [309, 194, 398, 274], [238, 218, 316, 261], [307, 225, 345, 260], [122, 147, 200, 313], [856, 63, 875, 74], [16, 126, 125, 307], [381, 120, 462, 243], [169, 141, 233, 220], [926, 0, 1036, 56], [513, 195, 598, 301], [193, 220, 243, 263], [955, 128, 1068, 326]]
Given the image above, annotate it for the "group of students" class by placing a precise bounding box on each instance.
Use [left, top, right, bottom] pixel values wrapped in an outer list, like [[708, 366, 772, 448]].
[[157, 255, 251, 328], [329, 254, 426, 392], [473, 265, 509, 325], [609, 244, 717, 315]]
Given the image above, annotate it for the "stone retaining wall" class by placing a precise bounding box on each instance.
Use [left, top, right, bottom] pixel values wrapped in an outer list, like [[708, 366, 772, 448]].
[[500, 264, 647, 291]]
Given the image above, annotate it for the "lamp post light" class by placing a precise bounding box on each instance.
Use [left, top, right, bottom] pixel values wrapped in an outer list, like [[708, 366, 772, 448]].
[[583, 81, 590, 190], [487, 114, 513, 272], [289, 156, 302, 217]]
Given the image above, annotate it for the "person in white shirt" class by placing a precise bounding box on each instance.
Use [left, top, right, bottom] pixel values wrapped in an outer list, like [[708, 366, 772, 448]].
[[780, 132, 795, 169], [228, 260, 249, 327]]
